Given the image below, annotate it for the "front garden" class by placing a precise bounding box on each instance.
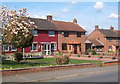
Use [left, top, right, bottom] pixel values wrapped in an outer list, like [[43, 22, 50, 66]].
[[2, 57, 103, 70]]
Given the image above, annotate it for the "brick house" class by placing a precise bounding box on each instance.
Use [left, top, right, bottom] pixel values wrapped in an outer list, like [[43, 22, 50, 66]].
[[2, 15, 86, 56], [52, 19, 86, 54], [86, 25, 120, 52]]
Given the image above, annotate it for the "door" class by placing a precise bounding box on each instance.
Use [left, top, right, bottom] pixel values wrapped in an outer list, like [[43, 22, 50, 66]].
[[42, 43, 51, 55], [74, 45, 77, 54]]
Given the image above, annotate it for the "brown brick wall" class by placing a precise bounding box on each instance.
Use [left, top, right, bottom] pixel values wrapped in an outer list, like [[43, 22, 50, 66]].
[[58, 31, 86, 53], [87, 29, 118, 52]]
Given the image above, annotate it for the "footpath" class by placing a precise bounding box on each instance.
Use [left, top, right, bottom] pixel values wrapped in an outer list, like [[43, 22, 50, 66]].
[[2, 65, 118, 82]]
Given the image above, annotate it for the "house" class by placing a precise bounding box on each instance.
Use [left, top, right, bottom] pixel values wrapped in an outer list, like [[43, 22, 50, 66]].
[[86, 25, 120, 52], [2, 15, 86, 56], [52, 19, 86, 54]]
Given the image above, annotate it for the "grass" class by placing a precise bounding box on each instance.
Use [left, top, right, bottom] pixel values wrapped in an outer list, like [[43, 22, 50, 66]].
[[2, 58, 103, 69]]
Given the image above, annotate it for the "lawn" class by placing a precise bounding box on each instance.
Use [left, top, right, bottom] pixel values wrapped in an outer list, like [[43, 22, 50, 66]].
[[2, 58, 103, 69]]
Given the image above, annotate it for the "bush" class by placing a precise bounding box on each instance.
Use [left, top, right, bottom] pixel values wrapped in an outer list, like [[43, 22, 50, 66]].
[[55, 51, 63, 56], [88, 56, 91, 58], [112, 57, 116, 60], [86, 49, 96, 55], [77, 55, 80, 57], [55, 55, 69, 65], [99, 56, 102, 59], [14, 52, 23, 62]]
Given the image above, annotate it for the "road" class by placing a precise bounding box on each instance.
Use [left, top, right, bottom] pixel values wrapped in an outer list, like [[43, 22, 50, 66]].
[[2, 65, 119, 82]]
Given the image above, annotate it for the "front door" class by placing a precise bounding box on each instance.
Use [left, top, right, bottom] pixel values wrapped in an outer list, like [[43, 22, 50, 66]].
[[74, 45, 77, 54], [42, 43, 51, 55]]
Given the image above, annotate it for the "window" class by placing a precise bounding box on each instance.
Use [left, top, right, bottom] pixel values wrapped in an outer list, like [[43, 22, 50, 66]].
[[51, 43, 57, 50], [62, 43, 67, 50], [77, 32, 81, 37], [31, 43, 38, 51], [32, 30, 38, 36], [48, 31, 55, 37], [64, 32, 69, 37], [11, 45, 17, 51], [3, 44, 9, 52]]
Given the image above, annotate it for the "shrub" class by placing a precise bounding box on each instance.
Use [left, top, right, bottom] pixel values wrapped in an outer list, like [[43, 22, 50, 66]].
[[55, 55, 69, 65], [112, 57, 116, 60], [77, 55, 80, 57], [14, 52, 23, 62], [88, 56, 91, 58], [86, 49, 96, 55], [55, 51, 63, 56], [99, 56, 102, 59]]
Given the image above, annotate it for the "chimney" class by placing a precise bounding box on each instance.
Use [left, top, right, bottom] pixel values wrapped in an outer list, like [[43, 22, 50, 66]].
[[110, 26, 114, 30], [47, 15, 52, 21], [73, 18, 77, 24], [95, 25, 99, 30]]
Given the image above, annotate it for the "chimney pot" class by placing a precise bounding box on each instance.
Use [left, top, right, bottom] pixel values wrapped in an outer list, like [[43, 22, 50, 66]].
[[73, 18, 77, 24], [47, 15, 52, 21], [110, 26, 114, 30], [95, 25, 99, 30]]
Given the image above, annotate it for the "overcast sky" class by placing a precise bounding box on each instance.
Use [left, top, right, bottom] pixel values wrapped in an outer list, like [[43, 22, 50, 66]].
[[2, 1, 119, 34]]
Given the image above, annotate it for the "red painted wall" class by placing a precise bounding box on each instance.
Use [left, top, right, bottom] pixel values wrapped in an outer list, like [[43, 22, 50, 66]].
[[2, 30, 58, 54]]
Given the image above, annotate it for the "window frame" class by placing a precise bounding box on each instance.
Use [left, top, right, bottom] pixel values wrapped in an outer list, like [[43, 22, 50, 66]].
[[77, 32, 81, 37], [62, 43, 67, 50], [64, 32, 69, 37], [51, 43, 57, 50], [11, 45, 17, 51], [48, 31, 55, 37], [31, 43, 38, 51], [32, 30, 38, 36], [3, 44, 9, 52]]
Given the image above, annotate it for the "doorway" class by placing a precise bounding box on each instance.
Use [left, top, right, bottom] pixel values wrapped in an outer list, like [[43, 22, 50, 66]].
[[73, 45, 77, 54], [41, 43, 51, 55]]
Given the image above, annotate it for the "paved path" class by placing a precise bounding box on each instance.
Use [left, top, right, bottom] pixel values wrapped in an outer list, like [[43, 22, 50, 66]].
[[70, 57, 118, 61], [3, 65, 118, 82]]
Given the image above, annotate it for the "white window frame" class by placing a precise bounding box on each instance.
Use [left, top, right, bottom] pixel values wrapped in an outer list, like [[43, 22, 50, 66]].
[[3, 44, 9, 52], [48, 31, 55, 37], [11, 45, 17, 51], [31, 43, 38, 51], [51, 42, 57, 50], [32, 30, 38, 36]]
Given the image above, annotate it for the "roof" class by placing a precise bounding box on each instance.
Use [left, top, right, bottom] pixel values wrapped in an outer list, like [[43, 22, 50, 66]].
[[52, 21, 86, 32], [89, 39, 104, 46], [29, 18, 58, 30], [114, 30, 120, 35], [29, 17, 86, 32], [98, 29, 120, 37]]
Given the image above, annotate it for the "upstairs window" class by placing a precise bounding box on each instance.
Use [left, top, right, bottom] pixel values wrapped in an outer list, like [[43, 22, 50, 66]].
[[62, 43, 67, 50], [3, 44, 9, 52], [32, 30, 38, 36], [77, 32, 81, 37], [11, 45, 17, 51], [48, 31, 55, 37], [64, 32, 69, 37], [31, 43, 38, 51]]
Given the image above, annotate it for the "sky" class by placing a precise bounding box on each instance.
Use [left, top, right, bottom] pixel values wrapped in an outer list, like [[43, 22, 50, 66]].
[[1, 1, 119, 35]]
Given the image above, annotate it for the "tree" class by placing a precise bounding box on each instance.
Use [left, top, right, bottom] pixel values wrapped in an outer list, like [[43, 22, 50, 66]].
[[0, 6, 37, 59]]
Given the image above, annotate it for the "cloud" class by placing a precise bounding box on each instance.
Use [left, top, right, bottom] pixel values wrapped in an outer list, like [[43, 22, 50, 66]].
[[31, 13, 60, 19], [32, 15, 41, 18], [94, 1, 104, 10], [71, 1, 77, 5], [108, 13, 119, 19], [62, 8, 70, 13]]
